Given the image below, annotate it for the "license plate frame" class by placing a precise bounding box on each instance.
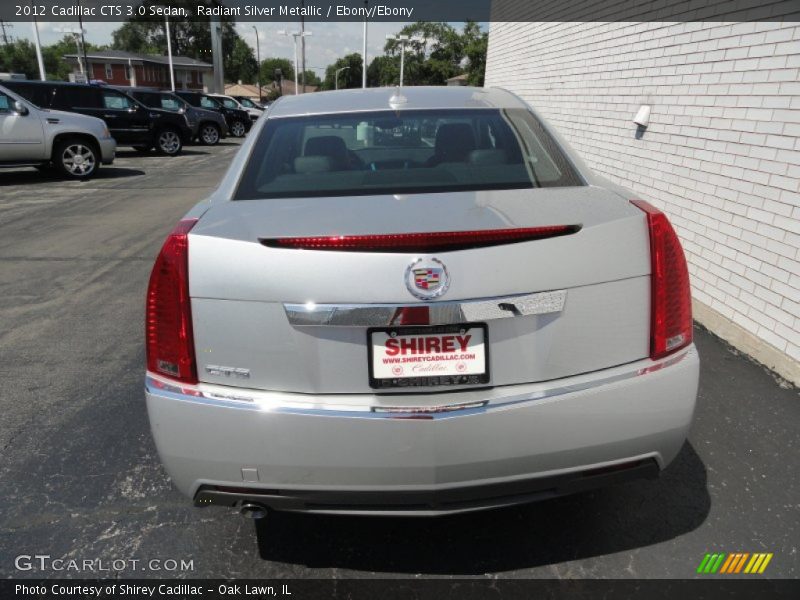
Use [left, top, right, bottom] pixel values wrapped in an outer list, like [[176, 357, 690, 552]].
[[367, 323, 490, 389]]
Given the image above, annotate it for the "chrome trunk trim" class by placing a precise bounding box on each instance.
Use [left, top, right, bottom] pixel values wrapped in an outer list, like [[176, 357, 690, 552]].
[[283, 290, 568, 327]]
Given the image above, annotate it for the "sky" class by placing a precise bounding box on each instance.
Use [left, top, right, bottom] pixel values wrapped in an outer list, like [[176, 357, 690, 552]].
[[10, 21, 428, 73]]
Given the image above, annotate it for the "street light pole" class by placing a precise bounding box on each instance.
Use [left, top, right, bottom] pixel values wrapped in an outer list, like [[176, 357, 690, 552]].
[[165, 15, 175, 91], [386, 34, 410, 87], [335, 66, 349, 90], [55, 26, 86, 77], [252, 26, 261, 101], [361, 7, 368, 88], [278, 30, 311, 95], [293, 34, 299, 95], [31, 18, 46, 80]]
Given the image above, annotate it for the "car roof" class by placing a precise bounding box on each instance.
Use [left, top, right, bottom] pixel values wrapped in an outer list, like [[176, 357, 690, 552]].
[[4, 80, 99, 89], [267, 86, 527, 118]]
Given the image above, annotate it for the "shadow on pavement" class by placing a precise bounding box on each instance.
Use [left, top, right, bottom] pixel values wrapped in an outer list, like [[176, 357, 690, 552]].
[[254, 442, 709, 574], [114, 149, 209, 158], [0, 167, 146, 186]]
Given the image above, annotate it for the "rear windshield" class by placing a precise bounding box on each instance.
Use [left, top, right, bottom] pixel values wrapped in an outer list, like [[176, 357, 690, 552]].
[[234, 109, 583, 200]]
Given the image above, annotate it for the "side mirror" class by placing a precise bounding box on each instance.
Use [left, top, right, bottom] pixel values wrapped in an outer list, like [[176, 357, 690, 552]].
[[13, 101, 29, 116]]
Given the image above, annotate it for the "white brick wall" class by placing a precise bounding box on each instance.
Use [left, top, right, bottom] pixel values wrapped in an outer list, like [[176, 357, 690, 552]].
[[485, 21, 800, 381]]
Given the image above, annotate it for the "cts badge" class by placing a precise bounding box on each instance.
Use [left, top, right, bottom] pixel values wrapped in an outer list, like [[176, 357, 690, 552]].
[[405, 257, 450, 300]]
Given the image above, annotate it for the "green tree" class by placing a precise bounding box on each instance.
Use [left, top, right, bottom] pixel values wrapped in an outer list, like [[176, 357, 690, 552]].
[[0, 40, 39, 80], [380, 22, 463, 86], [462, 21, 488, 86], [111, 21, 162, 55], [110, 1, 241, 70], [259, 57, 294, 92], [300, 70, 322, 87], [321, 54, 363, 91], [367, 55, 398, 88], [225, 36, 258, 84], [372, 21, 487, 87], [43, 36, 101, 81]]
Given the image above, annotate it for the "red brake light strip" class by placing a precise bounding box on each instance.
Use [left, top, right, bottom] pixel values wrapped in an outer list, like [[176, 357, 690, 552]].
[[261, 225, 581, 252]]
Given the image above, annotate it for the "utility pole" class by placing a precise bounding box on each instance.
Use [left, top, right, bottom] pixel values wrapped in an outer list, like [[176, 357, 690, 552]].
[[252, 26, 261, 100], [0, 20, 13, 45], [278, 30, 311, 95], [55, 27, 86, 78], [31, 20, 45, 80], [209, 15, 224, 93], [77, 0, 90, 82]]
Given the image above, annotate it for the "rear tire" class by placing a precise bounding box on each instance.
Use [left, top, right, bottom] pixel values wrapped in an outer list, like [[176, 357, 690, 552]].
[[155, 129, 182, 156], [199, 123, 221, 145], [230, 120, 246, 138], [52, 138, 98, 180]]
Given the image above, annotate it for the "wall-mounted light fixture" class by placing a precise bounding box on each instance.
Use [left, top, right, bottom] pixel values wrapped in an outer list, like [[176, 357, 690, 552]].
[[634, 104, 651, 128]]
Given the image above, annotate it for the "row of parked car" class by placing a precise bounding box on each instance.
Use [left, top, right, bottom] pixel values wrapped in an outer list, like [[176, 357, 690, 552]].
[[0, 80, 266, 179]]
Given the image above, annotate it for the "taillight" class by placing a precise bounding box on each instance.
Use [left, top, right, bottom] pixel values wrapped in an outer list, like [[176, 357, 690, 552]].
[[631, 200, 693, 360], [146, 218, 198, 384]]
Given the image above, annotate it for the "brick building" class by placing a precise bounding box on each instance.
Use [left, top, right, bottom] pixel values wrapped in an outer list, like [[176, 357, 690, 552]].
[[485, 16, 800, 384], [64, 50, 213, 91]]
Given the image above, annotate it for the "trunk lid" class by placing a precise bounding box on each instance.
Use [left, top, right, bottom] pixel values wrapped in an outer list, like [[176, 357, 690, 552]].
[[188, 186, 651, 393]]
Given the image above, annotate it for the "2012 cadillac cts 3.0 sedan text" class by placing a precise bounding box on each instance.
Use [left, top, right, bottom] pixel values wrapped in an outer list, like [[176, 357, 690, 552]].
[[145, 87, 699, 518]]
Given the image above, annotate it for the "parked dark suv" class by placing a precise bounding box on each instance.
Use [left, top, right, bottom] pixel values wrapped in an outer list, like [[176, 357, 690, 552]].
[[113, 87, 228, 146], [3, 81, 192, 155], [175, 91, 251, 138]]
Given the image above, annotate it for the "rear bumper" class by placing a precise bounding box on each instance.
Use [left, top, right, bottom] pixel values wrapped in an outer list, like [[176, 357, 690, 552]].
[[98, 137, 116, 164], [145, 347, 699, 516]]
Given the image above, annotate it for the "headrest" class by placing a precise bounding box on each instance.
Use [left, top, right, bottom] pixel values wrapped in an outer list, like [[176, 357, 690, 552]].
[[469, 149, 508, 165], [434, 123, 477, 162], [294, 156, 333, 174]]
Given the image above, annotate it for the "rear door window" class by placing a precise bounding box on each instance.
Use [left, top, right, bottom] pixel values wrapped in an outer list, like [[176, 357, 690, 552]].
[[102, 91, 134, 110], [160, 95, 183, 111], [134, 92, 161, 108], [200, 96, 221, 109], [58, 86, 101, 109]]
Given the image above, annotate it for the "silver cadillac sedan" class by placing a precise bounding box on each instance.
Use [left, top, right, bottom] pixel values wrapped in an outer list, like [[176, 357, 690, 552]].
[[145, 87, 699, 518]]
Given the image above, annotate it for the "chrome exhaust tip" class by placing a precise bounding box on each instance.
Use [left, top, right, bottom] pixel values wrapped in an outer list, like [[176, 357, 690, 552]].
[[240, 502, 269, 520]]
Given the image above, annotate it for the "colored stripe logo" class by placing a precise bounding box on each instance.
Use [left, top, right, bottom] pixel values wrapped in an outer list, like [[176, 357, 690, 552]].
[[697, 552, 773, 574]]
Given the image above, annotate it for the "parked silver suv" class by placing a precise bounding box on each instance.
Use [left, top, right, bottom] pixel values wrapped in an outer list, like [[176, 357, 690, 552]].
[[0, 84, 115, 179]]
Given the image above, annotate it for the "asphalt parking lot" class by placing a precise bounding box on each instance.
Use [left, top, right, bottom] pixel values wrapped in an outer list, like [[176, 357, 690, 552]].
[[0, 141, 797, 580]]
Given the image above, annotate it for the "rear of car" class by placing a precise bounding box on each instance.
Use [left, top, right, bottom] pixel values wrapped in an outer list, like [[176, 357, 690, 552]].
[[177, 91, 251, 138], [145, 87, 698, 516], [211, 93, 263, 121]]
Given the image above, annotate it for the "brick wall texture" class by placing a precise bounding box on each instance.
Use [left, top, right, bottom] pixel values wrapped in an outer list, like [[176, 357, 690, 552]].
[[485, 21, 800, 372]]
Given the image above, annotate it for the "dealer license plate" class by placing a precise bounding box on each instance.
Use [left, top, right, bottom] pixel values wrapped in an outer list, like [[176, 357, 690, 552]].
[[368, 324, 489, 389]]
